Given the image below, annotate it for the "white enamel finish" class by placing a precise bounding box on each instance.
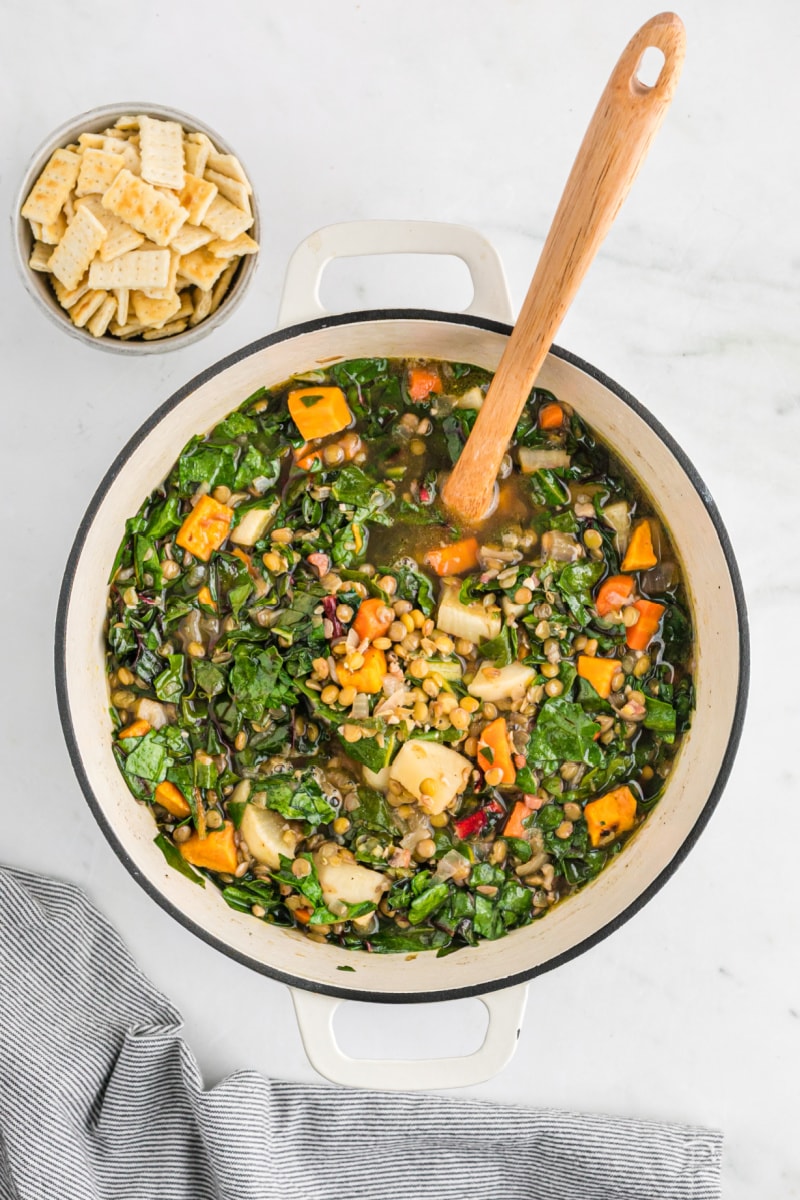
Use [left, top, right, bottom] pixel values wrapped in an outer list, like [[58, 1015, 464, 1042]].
[[277, 220, 513, 327], [61, 311, 742, 1004], [291, 983, 528, 1090]]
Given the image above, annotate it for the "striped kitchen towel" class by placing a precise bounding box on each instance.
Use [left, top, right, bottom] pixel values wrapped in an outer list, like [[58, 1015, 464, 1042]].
[[0, 866, 722, 1200]]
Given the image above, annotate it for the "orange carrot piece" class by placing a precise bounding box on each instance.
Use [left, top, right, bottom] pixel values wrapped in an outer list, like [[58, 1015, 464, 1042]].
[[626, 599, 666, 651], [118, 718, 150, 739], [154, 780, 192, 819], [577, 655, 621, 699], [352, 597, 395, 642], [197, 586, 216, 610], [538, 402, 564, 429], [620, 519, 657, 572], [477, 717, 516, 785], [408, 366, 442, 401], [295, 907, 313, 925], [424, 536, 480, 577], [175, 494, 233, 563], [503, 800, 532, 839], [336, 646, 387, 694], [178, 822, 238, 874], [294, 442, 324, 471], [584, 786, 638, 847], [595, 574, 636, 617], [287, 387, 352, 441]]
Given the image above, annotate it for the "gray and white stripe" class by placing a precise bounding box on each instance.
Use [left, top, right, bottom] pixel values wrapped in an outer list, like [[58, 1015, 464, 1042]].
[[0, 867, 722, 1199]]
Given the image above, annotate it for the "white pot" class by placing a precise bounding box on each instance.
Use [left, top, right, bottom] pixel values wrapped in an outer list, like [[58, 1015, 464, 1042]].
[[56, 221, 748, 1090]]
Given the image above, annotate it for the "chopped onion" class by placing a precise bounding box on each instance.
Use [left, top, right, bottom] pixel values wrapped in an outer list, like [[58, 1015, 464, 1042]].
[[434, 849, 471, 882]]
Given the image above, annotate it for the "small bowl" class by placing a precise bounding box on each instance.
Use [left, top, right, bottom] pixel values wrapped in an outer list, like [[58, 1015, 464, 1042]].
[[12, 102, 260, 355]]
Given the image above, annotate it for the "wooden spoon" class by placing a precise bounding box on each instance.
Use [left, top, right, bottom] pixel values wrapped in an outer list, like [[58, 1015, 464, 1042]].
[[441, 12, 686, 524]]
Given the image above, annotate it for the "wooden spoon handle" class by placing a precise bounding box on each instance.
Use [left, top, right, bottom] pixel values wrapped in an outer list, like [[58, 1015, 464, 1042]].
[[442, 12, 686, 524]]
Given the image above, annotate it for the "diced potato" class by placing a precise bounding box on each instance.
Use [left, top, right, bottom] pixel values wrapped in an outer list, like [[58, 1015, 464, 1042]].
[[134, 697, 169, 729], [362, 764, 391, 791], [314, 847, 389, 908], [240, 803, 301, 869], [454, 386, 484, 410], [468, 660, 536, 703], [389, 739, 472, 815], [541, 529, 582, 562], [230, 502, 277, 547], [518, 447, 572, 473], [436, 585, 502, 645], [602, 500, 631, 555]]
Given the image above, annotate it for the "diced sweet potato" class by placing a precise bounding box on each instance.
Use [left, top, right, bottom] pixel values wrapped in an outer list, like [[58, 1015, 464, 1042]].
[[175, 494, 233, 562], [584, 786, 638, 847]]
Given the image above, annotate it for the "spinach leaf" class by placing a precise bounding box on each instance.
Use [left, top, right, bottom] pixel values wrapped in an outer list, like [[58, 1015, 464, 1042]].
[[480, 624, 517, 667], [527, 698, 603, 770], [177, 439, 237, 495], [557, 560, 605, 623], [191, 658, 228, 697], [154, 834, 205, 886], [644, 697, 676, 736], [335, 728, 392, 773], [154, 653, 185, 702], [330, 358, 389, 386], [382, 559, 436, 616], [408, 882, 451, 925], [122, 731, 172, 783], [350, 786, 397, 836], [261, 775, 337, 825], [230, 646, 283, 720]]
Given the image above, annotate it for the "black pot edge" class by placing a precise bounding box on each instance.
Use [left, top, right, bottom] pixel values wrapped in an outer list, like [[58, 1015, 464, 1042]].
[[54, 308, 750, 1005]]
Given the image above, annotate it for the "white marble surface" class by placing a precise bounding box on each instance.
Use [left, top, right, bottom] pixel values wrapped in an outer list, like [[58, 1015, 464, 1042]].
[[1, 1, 798, 1195]]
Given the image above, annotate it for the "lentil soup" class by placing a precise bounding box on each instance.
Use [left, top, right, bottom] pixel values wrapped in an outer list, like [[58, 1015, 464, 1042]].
[[106, 357, 694, 954]]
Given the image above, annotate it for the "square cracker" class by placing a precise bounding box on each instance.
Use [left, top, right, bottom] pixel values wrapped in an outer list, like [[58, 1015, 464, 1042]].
[[141, 249, 180, 299], [87, 294, 118, 338], [131, 289, 181, 327], [189, 285, 213, 326], [142, 317, 188, 340], [177, 246, 229, 291], [75, 148, 127, 197], [29, 242, 54, 272], [205, 148, 251, 190], [204, 168, 250, 213], [39, 212, 68, 245], [139, 115, 185, 190], [71, 289, 108, 328], [183, 139, 208, 178], [208, 258, 240, 315], [170, 223, 213, 255], [114, 287, 129, 326], [49, 204, 107, 290], [207, 232, 258, 258], [88, 248, 171, 291], [102, 169, 188, 247], [75, 195, 145, 261], [21, 148, 81, 225], [202, 193, 253, 241], [51, 275, 90, 310], [178, 173, 217, 225]]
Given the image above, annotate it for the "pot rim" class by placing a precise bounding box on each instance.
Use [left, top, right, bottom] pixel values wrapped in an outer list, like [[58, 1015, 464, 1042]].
[[54, 307, 750, 1003]]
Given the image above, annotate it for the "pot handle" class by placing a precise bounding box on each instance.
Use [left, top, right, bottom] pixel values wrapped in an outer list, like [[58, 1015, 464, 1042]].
[[290, 982, 528, 1091], [277, 220, 514, 327]]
